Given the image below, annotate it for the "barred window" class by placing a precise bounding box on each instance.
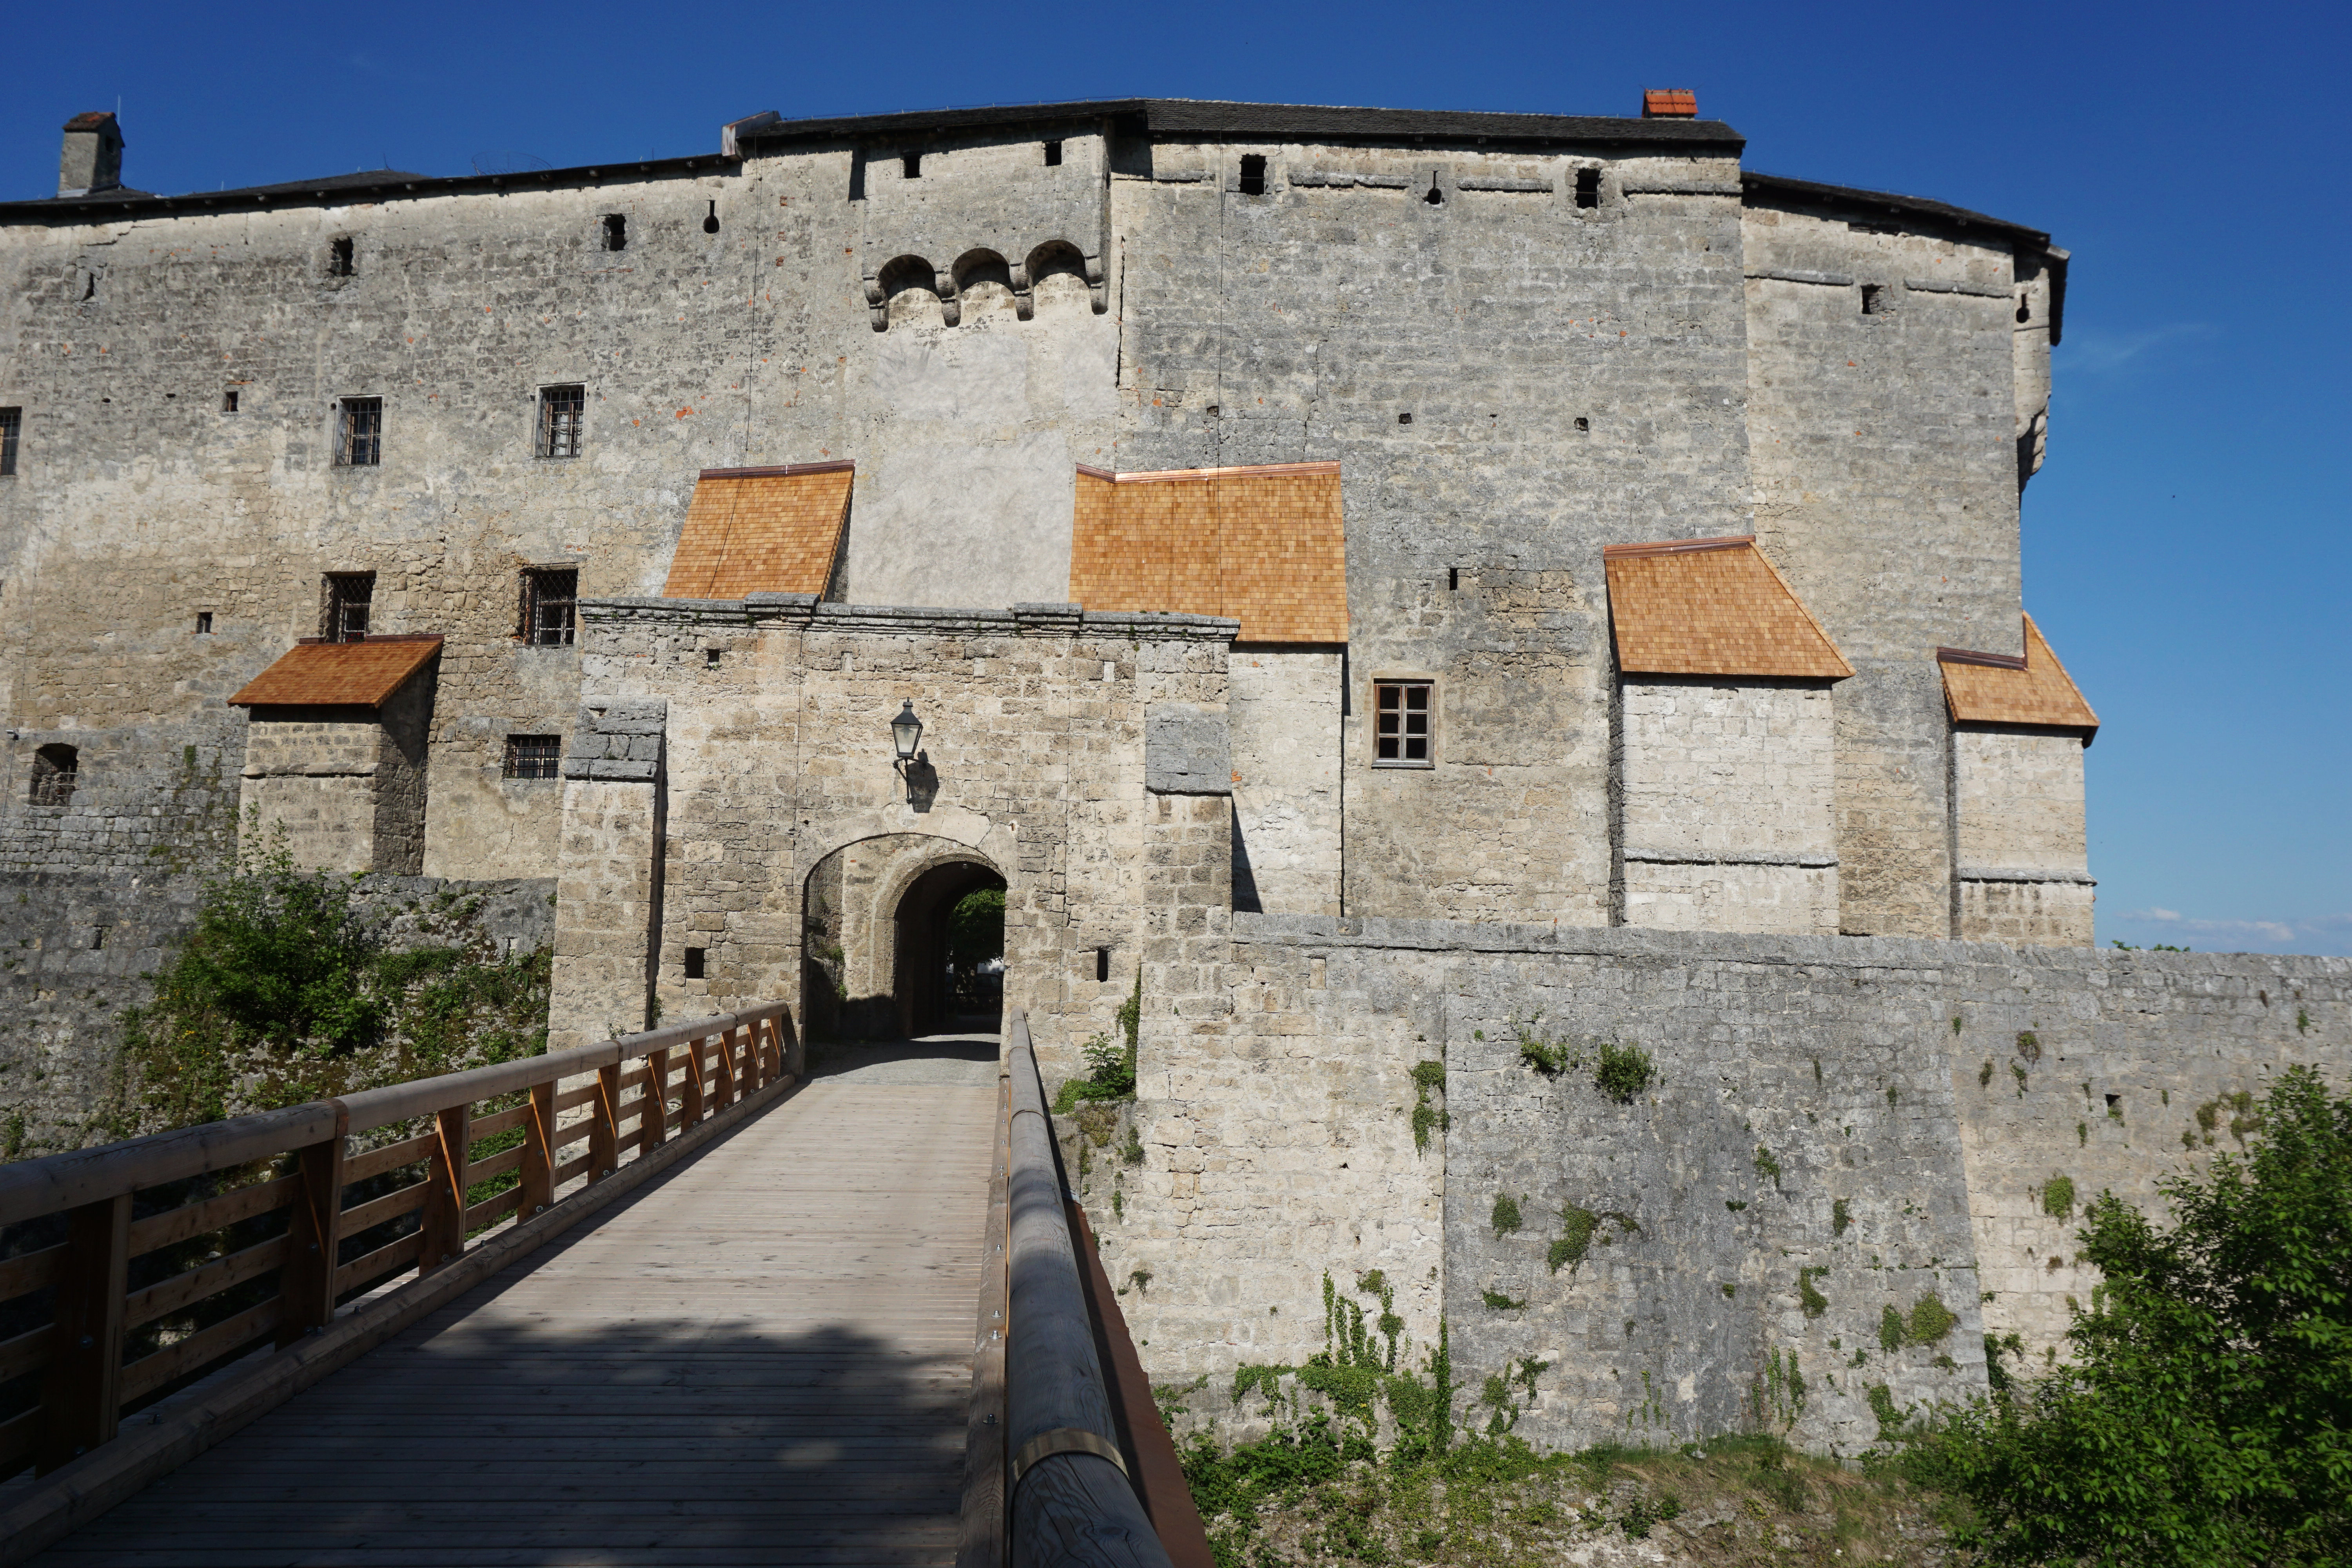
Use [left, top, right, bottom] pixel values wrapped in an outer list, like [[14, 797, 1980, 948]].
[[537, 385, 584, 459], [30, 744, 77, 807], [324, 572, 374, 642], [504, 735, 563, 780], [0, 407, 19, 475], [520, 567, 577, 646], [1373, 681, 1434, 766], [336, 397, 381, 466]]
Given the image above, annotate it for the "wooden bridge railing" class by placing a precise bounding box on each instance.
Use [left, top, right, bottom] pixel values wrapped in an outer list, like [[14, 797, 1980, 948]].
[[0, 1001, 801, 1513], [998, 1016, 1209, 1568]]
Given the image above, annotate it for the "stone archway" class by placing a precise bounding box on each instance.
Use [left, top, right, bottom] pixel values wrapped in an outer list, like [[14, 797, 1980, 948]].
[[802, 834, 1006, 1041]]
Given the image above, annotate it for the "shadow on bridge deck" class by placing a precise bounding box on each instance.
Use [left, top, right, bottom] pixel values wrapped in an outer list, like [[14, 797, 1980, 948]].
[[33, 1060, 1000, 1567]]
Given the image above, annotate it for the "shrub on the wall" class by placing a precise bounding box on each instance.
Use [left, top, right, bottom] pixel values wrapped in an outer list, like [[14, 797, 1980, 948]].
[[1890, 1066, 2352, 1566], [89, 835, 548, 1139]]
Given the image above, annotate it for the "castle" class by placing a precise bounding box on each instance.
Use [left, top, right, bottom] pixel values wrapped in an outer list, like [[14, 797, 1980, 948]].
[[5, 96, 2339, 1457]]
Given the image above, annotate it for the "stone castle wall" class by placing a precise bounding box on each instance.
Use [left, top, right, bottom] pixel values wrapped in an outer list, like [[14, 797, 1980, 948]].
[[1093, 915, 2347, 1454], [1, 108, 2068, 944], [0, 870, 555, 1156]]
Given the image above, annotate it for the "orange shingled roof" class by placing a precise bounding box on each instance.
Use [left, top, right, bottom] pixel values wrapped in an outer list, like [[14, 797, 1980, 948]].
[[1067, 462, 1348, 643], [229, 636, 443, 708], [662, 462, 853, 599], [1604, 537, 1852, 679], [1939, 615, 2098, 733]]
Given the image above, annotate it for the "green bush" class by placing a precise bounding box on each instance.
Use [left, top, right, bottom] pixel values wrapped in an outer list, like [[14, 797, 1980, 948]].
[[105, 838, 548, 1134], [1052, 1030, 1135, 1112], [1895, 1066, 2352, 1566], [2042, 1174, 2076, 1220], [1594, 1040, 1654, 1103], [1550, 1206, 1598, 1274]]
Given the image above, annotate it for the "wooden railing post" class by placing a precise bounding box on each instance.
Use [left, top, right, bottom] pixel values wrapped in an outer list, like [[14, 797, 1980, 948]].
[[739, 1021, 764, 1091], [640, 1047, 668, 1152], [682, 1036, 707, 1129], [775, 1008, 804, 1080], [518, 1079, 556, 1219], [419, 1103, 471, 1275], [36, 1191, 132, 1474], [278, 1105, 349, 1345], [592, 1063, 622, 1180], [713, 1024, 738, 1109]]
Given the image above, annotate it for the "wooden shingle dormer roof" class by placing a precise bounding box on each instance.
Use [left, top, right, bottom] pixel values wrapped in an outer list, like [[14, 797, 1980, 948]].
[[1938, 615, 2098, 736], [662, 462, 854, 600], [229, 635, 443, 708], [1068, 462, 1348, 644], [1603, 536, 1852, 679]]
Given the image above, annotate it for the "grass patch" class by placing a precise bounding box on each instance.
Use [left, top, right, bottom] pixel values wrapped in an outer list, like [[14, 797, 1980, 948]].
[[1183, 1428, 1957, 1568]]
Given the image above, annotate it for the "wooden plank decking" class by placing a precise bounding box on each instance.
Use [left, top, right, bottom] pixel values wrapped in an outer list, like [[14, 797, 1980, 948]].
[[34, 1069, 1000, 1567]]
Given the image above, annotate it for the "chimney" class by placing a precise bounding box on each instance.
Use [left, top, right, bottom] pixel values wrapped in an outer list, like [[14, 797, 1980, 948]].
[[1641, 89, 1698, 120], [58, 111, 125, 198]]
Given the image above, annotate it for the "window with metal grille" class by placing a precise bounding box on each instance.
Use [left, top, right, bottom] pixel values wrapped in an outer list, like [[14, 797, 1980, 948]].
[[537, 385, 584, 459], [30, 744, 77, 807], [0, 408, 19, 476], [328, 237, 355, 276], [1574, 168, 1601, 209], [602, 214, 627, 251], [520, 567, 578, 646], [504, 734, 563, 780], [324, 572, 374, 642], [1239, 154, 1267, 196], [1373, 681, 1434, 766], [336, 397, 381, 466]]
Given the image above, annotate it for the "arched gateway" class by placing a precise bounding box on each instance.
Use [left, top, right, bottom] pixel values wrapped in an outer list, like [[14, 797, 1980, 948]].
[[802, 834, 1007, 1042]]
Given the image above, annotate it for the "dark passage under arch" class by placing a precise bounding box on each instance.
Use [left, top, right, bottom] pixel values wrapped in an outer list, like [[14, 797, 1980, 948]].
[[893, 861, 1004, 1037]]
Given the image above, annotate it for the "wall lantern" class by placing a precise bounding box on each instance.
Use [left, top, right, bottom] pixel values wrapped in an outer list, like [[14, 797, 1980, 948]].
[[889, 700, 927, 804], [889, 701, 924, 762]]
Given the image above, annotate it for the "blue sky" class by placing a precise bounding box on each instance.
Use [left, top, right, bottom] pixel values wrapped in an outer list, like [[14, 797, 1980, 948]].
[[11, 0, 2347, 953]]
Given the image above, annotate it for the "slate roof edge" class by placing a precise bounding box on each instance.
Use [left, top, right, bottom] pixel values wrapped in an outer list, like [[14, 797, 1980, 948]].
[[732, 98, 1746, 151], [0, 156, 735, 221], [1741, 171, 2051, 249]]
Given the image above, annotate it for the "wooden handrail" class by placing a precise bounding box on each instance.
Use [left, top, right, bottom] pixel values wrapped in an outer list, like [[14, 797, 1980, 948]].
[[1004, 1016, 1173, 1568], [0, 1000, 801, 1484]]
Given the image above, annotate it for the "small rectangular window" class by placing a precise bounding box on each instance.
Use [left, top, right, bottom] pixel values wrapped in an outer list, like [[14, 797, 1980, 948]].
[[30, 745, 77, 807], [328, 237, 355, 276], [520, 567, 578, 646], [324, 572, 374, 642], [1044, 140, 1063, 167], [1574, 168, 1601, 209], [1238, 154, 1267, 196], [503, 734, 563, 780], [221, 389, 240, 414], [1860, 283, 1886, 316], [1373, 680, 1434, 766], [0, 408, 19, 475], [601, 214, 627, 251], [1095, 946, 1110, 983], [537, 384, 585, 459], [336, 397, 381, 466], [683, 947, 707, 980], [902, 152, 922, 179], [195, 612, 213, 634]]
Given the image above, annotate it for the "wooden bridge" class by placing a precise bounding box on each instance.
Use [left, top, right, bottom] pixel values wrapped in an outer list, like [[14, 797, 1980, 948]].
[[0, 1008, 1205, 1568]]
